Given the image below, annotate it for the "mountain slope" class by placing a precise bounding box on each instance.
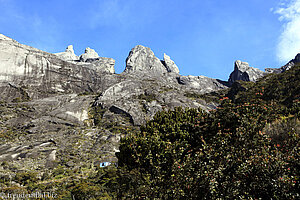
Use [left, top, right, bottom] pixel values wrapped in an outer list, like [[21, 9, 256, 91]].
[[0, 33, 298, 198], [0, 34, 227, 196]]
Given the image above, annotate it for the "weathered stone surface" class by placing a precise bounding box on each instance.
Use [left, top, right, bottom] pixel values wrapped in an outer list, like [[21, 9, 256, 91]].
[[54, 45, 115, 73], [54, 45, 79, 61], [79, 47, 100, 62], [28, 94, 93, 126], [162, 53, 180, 73], [123, 45, 168, 75], [0, 35, 109, 101], [94, 76, 224, 125], [177, 75, 227, 93], [85, 57, 115, 74], [228, 60, 265, 85]]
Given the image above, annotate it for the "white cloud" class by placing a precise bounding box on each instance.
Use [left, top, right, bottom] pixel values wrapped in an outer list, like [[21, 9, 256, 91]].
[[275, 0, 300, 62]]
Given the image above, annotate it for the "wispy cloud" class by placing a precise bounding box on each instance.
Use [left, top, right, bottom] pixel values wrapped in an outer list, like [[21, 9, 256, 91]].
[[275, 0, 300, 62]]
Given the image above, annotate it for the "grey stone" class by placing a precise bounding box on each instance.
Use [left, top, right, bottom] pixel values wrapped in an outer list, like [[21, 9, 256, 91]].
[[0, 35, 110, 101], [48, 150, 56, 161], [79, 47, 100, 62], [162, 53, 180, 73], [228, 60, 265, 85], [54, 45, 79, 61], [265, 53, 300, 74], [123, 45, 168, 75], [86, 57, 115, 74], [177, 75, 228, 93]]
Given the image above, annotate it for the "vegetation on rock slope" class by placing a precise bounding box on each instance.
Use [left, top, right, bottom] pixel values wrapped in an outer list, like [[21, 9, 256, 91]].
[[50, 64, 298, 199], [114, 64, 299, 199], [0, 65, 299, 199]]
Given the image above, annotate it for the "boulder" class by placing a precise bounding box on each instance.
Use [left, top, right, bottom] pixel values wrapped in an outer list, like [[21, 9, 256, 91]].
[[54, 45, 79, 61], [79, 47, 100, 62], [228, 60, 265, 85]]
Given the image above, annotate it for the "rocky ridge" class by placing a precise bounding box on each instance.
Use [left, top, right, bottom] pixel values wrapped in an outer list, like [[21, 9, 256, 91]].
[[0, 34, 227, 179], [265, 53, 300, 73], [229, 54, 300, 84], [0, 33, 297, 188]]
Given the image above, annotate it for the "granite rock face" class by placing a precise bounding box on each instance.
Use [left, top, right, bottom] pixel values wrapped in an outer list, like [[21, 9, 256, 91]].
[[55, 45, 115, 73], [162, 53, 180, 73], [0, 35, 119, 102], [124, 45, 168, 75], [228, 60, 265, 85], [0, 33, 14, 41], [177, 75, 227, 93], [85, 57, 116, 74], [282, 53, 300, 71], [94, 78, 220, 126]]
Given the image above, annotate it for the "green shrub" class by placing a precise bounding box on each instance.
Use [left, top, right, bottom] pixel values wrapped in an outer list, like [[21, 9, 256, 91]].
[[15, 171, 38, 186], [116, 97, 299, 199]]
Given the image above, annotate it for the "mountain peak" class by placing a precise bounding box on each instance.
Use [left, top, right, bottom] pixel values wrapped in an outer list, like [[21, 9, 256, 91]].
[[124, 45, 180, 75], [65, 45, 75, 54], [123, 45, 168, 75], [228, 60, 265, 85]]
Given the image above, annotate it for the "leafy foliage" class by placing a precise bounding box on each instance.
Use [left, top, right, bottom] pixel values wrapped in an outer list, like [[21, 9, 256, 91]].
[[115, 65, 300, 199]]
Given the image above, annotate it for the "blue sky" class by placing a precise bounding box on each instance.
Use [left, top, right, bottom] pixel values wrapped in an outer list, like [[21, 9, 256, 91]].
[[1, 0, 300, 80]]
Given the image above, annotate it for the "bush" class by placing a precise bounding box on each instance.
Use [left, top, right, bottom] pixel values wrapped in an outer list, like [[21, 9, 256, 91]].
[[15, 171, 38, 186], [116, 98, 299, 199]]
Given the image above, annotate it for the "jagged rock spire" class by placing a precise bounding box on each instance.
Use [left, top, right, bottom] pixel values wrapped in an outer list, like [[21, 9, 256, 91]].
[[79, 47, 100, 62], [124, 45, 167, 75], [228, 60, 265, 85], [124, 45, 180, 75]]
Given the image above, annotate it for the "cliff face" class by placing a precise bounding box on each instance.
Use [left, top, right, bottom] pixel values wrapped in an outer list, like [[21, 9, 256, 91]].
[[0, 34, 120, 102]]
